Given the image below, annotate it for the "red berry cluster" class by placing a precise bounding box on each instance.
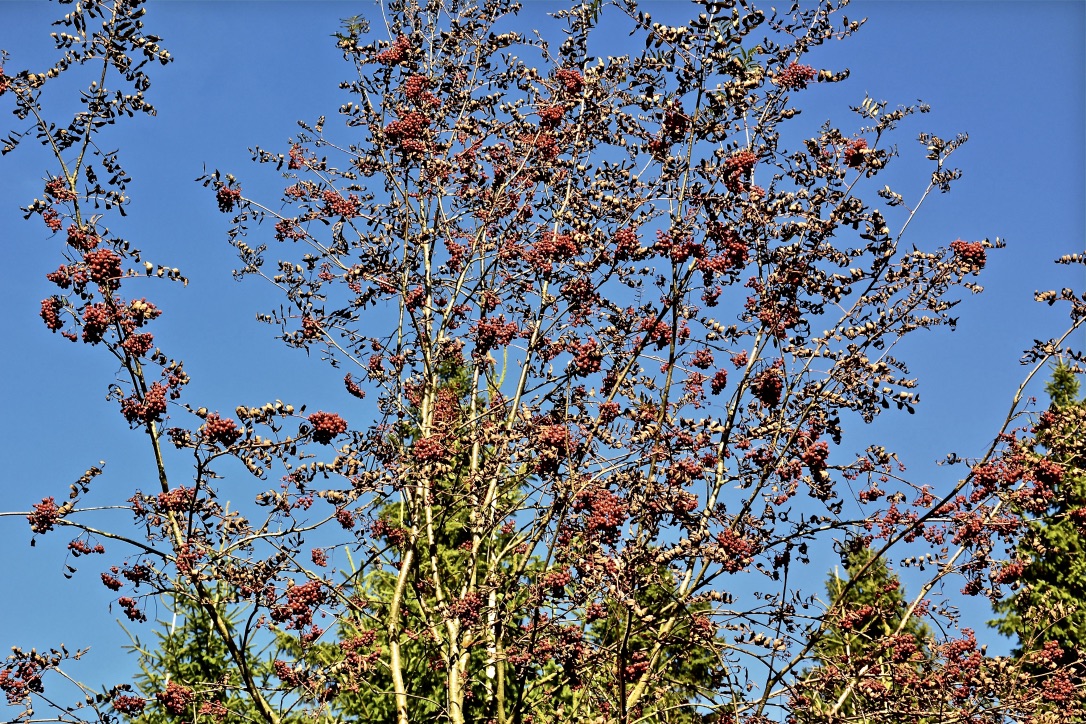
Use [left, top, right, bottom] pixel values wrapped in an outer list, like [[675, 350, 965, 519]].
[[585, 602, 608, 622], [533, 423, 572, 474], [690, 348, 714, 370], [216, 185, 242, 213], [44, 177, 77, 201], [700, 225, 749, 274], [311, 548, 328, 567], [308, 411, 348, 444], [112, 694, 147, 714], [710, 369, 729, 395], [573, 487, 628, 545], [801, 441, 829, 474], [661, 106, 690, 140], [447, 591, 486, 627], [471, 315, 519, 356], [339, 631, 381, 674], [321, 189, 360, 218], [648, 106, 689, 157], [990, 559, 1027, 585], [42, 208, 62, 231], [122, 563, 152, 586], [75, 296, 161, 346], [66, 224, 99, 250], [376, 34, 411, 65], [665, 456, 705, 486], [638, 317, 672, 350], [412, 435, 448, 463], [519, 130, 560, 162], [84, 248, 122, 290], [0, 67, 8, 97], [537, 103, 565, 129], [82, 303, 113, 343], [67, 539, 105, 557], [199, 701, 229, 721], [534, 231, 578, 262], [724, 150, 758, 192], [612, 227, 642, 262], [343, 373, 365, 399], [154, 486, 196, 514], [117, 596, 146, 622], [127, 297, 163, 326], [570, 337, 603, 376], [204, 413, 242, 446], [0, 658, 44, 706], [554, 68, 584, 94], [775, 62, 816, 90], [949, 239, 986, 269], [121, 332, 154, 358], [750, 368, 784, 407], [273, 659, 309, 689], [156, 682, 193, 715], [270, 580, 326, 629], [120, 382, 168, 424], [715, 528, 756, 572], [384, 110, 432, 154], [654, 230, 705, 263], [40, 297, 64, 331], [750, 294, 801, 339], [101, 572, 123, 591], [372, 517, 410, 547], [274, 218, 307, 241], [844, 138, 869, 168], [27, 496, 61, 534], [175, 542, 201, 575], [598, 401, 620, 424], [336, 508, 356, 530], [283, 183, 309, 200], [403, 74, 439, 106], [300, 316, 322, 340], [619, 650, 650, 680], [287, 143, 308, 170]]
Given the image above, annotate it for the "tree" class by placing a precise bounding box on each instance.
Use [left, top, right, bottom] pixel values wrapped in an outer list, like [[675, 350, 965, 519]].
[[121, 584, 283, 724], [793, 542, 932, 722], [2, 1, 1085, 723], [991, 363, 1086, 673]]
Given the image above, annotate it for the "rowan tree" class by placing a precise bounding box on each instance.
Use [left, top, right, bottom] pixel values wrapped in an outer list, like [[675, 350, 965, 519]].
[[2, 0, 1085, 723]]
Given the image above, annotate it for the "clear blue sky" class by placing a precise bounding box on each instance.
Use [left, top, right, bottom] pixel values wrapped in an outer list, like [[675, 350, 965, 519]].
[[0, 0, 1083, 700]]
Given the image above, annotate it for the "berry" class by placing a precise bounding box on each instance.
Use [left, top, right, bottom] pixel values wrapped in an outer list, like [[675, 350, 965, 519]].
[[156, 682, 193, 715], [950, 239, 986, 269], [844, 138, 869, 168], [376, 35, 411, 65], [84, 248, 123, 290], [216, 185, 242, 213], [204, 413, 242, 446], [775, 63, 816, 90], [308, 411, 348, 444]]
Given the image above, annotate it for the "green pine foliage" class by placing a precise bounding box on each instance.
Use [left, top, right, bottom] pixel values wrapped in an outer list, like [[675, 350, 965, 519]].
[[792, 543, 931, 721], [120, 585, 284, 723], [991, 364, 1086, 670]]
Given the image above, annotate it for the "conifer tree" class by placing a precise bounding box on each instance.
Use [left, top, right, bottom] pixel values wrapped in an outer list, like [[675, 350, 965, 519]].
[[991, 364, 1086, 672], [121, 585, 282, 723], [792, 542, 931, 722]]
